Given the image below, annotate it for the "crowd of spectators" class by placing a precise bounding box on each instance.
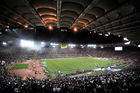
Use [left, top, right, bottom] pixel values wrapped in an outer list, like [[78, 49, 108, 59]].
[[0, 46, 140, 93], [0, 46, 140, 62], [0, 64, 140, 93]]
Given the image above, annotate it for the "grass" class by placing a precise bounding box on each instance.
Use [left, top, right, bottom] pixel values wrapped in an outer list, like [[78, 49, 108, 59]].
[[41, 57, 116, 75], [11, 64, 29, 70], [116, 63, 128, 69]]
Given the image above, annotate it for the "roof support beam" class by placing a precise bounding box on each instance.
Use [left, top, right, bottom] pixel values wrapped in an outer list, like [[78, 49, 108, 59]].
[[85, 0, 131, 30], [110, 26, 140, 33], [93, 12, 139, 31], [1, 5, 34, 27], [0, 20, 12, 27], [24, 0, 46, 27], [0, 15, 21, 26], [98, 20, 140, 32], [70, 0, 99, 29], [57, 0, 62, 28]]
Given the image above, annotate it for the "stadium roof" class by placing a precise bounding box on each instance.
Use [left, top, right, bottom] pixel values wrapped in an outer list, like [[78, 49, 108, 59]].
[[0, 0, 140, 44]]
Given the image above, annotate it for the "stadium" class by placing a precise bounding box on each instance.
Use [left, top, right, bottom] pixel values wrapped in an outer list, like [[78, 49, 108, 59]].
[[0, 0, 140, 93]]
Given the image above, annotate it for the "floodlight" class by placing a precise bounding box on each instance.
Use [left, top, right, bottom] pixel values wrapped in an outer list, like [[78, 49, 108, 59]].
[[138, 44, 140, 47], [99, 33, 102, 35], [108, 32, 111, 35], [123, 37, 129, 41], [48, 25, 53, 30], [20, 40, 34, 48], [6, 26, 9, 28], [24, 25, 28, 28], [73, 27, 78, 32], [68, 44, 76, 48], [17, 22, 22, 25], [68, 44, 76, 47], [2, 42, 7, 46], [94, 30, 96, 34], [40, 42, 45, 47], [101, 46, 104, 48], [105, 34, 109, 36], [80, 45, 85, 48], [41, 42, 45, 45], [115, 46, 123, 51], [87, 44, 96, 48], [50, 43, 59, 46], [124, 41, 130, 45]]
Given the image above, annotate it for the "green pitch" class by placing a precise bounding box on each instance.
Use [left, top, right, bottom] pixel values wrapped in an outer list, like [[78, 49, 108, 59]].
[[41, 57, 116, 75], [11, 64, 29, 70]]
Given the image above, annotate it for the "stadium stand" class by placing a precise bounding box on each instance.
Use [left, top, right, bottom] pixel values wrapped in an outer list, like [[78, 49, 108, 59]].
[[0, 61, 140, 93], [0, 0, 140, 93]]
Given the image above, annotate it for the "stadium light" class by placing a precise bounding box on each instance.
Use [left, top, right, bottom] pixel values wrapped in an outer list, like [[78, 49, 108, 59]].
[[115, 46, 123, 51], [123, 37, 129, 41], [24, 24, 28, 28], [2, 42, 7, 46], [138, 44, 140, 47], [80, 45, 85, 48], [41, 42, 45, 45], [68, 44, 76, 47], [17, 22, 22, 25], [98, 33, 102, 35], [73, 27, 78, 32], [94, 30, 96, 34], [105, 34, 109, 36], [108, 32, 111, 35], [41, 42, 45, 47], [50, 43, 59, 46], [6, 25, 9, 28], [101, 45, 104, 48], [50, 43, 59, 48], [87, 44, 96, 48], [20, 40, 34, 48], [68, 44, 76, 48], [48, 25, 53, 30], [124, 41, 130, 45]]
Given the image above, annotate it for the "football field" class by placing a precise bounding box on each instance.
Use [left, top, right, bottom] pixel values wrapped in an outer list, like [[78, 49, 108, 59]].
[[11, 64, 29, 70], [41, 57, 116, 75]]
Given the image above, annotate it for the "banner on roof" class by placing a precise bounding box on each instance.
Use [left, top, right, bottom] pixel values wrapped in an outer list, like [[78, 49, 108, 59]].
[[61, 44, 67, 48]]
